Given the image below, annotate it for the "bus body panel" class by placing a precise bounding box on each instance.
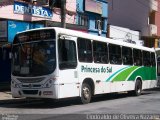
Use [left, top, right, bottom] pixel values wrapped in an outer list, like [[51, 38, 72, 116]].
[[56, 35, 80, 99], [57, 69, 80, 98], [11, 73, 59, 99], [11, 27, 158, 101]]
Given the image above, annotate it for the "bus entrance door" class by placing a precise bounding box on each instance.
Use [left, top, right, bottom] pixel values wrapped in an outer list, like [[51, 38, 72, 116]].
[[58, 35, 79, 98]]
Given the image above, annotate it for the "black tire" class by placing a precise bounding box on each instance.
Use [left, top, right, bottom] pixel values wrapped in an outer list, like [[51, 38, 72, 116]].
[[81, 83, 92, 104], [129, 80, 142, 96]]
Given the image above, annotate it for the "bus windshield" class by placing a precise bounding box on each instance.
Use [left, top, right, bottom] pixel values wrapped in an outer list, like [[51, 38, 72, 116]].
[[12, 29, 56, 77]]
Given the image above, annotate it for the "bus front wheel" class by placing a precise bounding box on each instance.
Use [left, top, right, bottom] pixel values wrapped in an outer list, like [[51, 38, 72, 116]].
[[81, 83, 92, 104]]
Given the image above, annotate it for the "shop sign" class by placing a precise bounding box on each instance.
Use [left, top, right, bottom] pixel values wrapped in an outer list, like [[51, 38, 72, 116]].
[[14, 1, 53, 19]]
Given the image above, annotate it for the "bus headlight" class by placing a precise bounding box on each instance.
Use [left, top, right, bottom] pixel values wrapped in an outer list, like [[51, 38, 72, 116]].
[[42, 77, 57, 88], [42, 79, 53, 88], [11, 79, 20, 88]]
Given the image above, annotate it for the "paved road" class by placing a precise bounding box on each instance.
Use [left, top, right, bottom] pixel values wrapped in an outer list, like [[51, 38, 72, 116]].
[[0, 88, 160, 120]]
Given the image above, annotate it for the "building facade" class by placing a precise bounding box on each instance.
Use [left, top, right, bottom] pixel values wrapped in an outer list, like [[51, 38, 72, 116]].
[[155, 0, 160, 47], [0, 0, 79, 44], [108, 0, 159, 48], [0, 0, 108, 44], [76, 0, 108, 37]]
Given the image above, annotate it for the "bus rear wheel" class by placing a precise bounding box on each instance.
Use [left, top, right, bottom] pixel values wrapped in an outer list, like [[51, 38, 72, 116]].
[[81, 83, 92, 104], [135, 79, 142, 96], [129, 79, 142, 96]]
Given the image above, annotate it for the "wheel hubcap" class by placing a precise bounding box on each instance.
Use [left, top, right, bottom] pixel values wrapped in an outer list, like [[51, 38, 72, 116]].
[[137, 88, 141, 93], [83, 87, 90, 100], [137, 84, 141, 94]]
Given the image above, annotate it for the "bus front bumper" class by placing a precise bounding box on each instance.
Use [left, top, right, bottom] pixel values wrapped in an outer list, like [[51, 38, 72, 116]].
[[11, 85, 58, 99]]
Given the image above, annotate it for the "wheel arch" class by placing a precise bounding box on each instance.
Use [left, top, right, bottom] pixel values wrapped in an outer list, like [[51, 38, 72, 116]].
[[135, 76, 143, 86]]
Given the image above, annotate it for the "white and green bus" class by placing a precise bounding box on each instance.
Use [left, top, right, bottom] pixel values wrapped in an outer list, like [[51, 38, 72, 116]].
[[11, 27, 157, 104], [156, 48, 160, 86]]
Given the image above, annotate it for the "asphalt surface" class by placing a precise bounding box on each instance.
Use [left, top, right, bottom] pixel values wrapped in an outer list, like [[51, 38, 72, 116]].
[[0, 88, 160, 120]]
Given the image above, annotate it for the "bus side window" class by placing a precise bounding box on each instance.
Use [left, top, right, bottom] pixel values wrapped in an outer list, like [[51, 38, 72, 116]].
[[143, 51, 151, 67], [133, 49, 142, 66], [122, 47, 133, 65], [109, 44, 122, 65], [151, 52, 156, 67], [58, 39, 77, 70], [93, 41, 108, 64], [77, 38, 92, 63]]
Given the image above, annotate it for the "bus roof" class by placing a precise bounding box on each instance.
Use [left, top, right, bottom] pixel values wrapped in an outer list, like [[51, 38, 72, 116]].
[[16, 27, 155, 52]]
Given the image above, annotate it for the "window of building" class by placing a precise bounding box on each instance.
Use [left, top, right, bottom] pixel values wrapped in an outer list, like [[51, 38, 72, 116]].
[[95, 18, 101, 30], [101, 18, 105, 31], [149, 11, 156, 25], [143, 51, 151, 66], [49, 0, 61, 8], [0, 20, 7, 42], [58, 39, 77, 69], [95, 17, 105, 30], [133, 49, 142, 66], [16, 0, 31, 3], [78, 14, 88, 27], [122, 47, 133, 65], [93, 41, 108, 64], [77, 38, 92, 63], [109, 44, 122, 65], [15, 0, 49, 6]]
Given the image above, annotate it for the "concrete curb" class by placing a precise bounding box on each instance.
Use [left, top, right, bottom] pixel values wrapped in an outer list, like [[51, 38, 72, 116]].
[[0, 91, 26, 104], [0, 91, 43, 104], [0, 91, 12, 100]]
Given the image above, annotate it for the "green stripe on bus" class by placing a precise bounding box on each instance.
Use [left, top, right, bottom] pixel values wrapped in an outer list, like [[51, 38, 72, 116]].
[[106, 66, 129, 82], [112, 66, 139, 82], [127, 67, 156, 81]]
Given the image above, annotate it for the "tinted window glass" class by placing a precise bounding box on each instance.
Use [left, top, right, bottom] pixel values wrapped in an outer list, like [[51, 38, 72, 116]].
[[93, 41, 108, 64], [151, 52, 156, 67], [59, 39, 77, 69], [143, 51, 151, 66], [77, 38, 92, 62], [133, 49, 142, 66], [122, 47, 133, 65], [109, 44, 122, 65]]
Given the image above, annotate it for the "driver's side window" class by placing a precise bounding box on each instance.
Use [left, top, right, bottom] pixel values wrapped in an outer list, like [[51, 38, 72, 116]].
[[58, 38, 77, 70]]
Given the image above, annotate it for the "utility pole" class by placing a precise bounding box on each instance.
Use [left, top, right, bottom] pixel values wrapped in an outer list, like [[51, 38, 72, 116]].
[[61, 0, 66, 28]]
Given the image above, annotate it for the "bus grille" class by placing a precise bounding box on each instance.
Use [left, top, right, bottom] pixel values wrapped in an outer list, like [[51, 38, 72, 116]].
[[22, 90, 38, 95], [22, 84, 41, 88], [17, 77, 45, 83]]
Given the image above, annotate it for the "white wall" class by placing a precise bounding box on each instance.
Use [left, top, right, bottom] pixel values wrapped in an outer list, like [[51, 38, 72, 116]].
[[109, 25, 144, 46]]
